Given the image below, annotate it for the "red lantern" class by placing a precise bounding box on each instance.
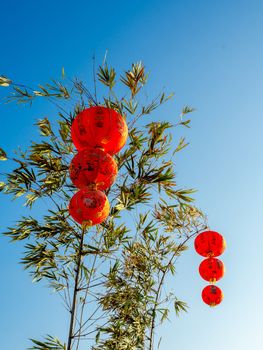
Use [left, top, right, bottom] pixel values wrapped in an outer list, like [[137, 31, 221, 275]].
[[71, 106, 128, 155], [194, 230, 226, 257], [202, 285, 224, 306], [69, 148, 118, 191], [199, 258, 225, 283], [69, 188, 110, 226]]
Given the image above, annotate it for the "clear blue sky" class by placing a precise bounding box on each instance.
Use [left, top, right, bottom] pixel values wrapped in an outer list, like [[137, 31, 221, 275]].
[[1, 0, 263, 349]]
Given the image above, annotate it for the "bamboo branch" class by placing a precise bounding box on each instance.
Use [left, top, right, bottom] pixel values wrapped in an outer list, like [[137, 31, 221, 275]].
[[149, 229, 202, 350], [75, 233, 104, 350], [67, 226, 86, 350]]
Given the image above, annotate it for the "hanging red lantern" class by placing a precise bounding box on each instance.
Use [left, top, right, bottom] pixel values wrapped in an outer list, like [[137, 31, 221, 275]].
[[202, 285, 224, 306], [71, 106, 128, 155], [199, 258, 225, 283], [69, 148, 118, 191], [69, 188, 110, 226], [194, 230, 226, 257]]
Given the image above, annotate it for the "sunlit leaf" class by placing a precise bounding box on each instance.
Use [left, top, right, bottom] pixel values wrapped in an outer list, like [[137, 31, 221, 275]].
[[0, 147, 7, 160]]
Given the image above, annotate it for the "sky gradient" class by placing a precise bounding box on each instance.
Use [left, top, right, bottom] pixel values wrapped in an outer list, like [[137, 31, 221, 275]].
[[1, 1, 263, 349]]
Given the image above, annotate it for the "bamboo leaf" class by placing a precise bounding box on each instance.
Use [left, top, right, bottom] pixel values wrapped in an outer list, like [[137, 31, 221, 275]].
[[0, 147, 7, 160], [173, 137, 189, 154], [0, 75, 12, 87], [174, 299, 188, 317]]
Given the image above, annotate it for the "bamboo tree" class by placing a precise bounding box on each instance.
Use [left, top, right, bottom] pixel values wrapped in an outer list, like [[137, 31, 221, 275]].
[[0, 61, 207, 350]]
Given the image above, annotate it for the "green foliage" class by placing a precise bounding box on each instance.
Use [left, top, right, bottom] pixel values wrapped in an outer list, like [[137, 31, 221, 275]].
[[29, 335, 66, 350], [120, 62, 147, 96], [174, 299, 188, 317], [1, 61, 207, 350], [97, 64, 116, 89]]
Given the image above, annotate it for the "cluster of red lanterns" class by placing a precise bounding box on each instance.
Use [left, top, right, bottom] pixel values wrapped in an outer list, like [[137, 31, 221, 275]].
[[68, 107, 227, 309], [69, 106, 128, 226], [194, 230, 226, 306]]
